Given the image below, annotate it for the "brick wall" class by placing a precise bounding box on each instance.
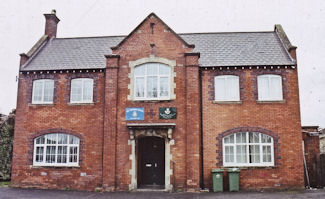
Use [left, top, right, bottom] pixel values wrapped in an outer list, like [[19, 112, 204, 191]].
[[11, 72, 105, 191], [202, 67, 304, 190]]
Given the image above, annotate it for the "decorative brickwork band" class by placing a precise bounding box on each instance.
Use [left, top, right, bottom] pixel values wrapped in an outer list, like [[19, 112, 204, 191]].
[[216, 126, 281, 167]]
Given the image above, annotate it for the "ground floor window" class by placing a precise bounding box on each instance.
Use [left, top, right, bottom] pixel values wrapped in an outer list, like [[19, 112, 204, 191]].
[[223, 132, 274, 167], [33, 133, 79, 166]]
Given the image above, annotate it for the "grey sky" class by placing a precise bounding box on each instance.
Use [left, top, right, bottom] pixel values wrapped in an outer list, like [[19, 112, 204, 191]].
[[0, 0, 324, 127]]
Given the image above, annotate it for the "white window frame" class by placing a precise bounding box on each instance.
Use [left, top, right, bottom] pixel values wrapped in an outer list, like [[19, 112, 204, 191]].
[[257, 74, 283, 101], [70, 78, 94, 103], [223, 132, 274, 167], [214, 75, 240, 101], [33, 133, 80, 167], [133, 63, 171, 101], [32, 79, 54, 104]]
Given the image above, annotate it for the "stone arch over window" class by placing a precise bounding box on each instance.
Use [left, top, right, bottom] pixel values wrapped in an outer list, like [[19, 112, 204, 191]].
[[216, 127, 280, 167], [128, 57, 176, 101], [28, 128, 84, 166]]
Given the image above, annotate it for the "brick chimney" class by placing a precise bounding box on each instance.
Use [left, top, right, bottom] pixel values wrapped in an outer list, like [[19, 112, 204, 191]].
[[44, 9, 60, 38]]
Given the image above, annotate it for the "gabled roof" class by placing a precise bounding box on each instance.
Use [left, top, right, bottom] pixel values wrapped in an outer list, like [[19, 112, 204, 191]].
[[111, 13, 195, 50], [20, 31, 295, 71]]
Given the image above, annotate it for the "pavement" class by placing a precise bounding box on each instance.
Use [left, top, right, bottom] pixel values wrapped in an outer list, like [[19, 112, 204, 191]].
[[1, 187, 325, 199]]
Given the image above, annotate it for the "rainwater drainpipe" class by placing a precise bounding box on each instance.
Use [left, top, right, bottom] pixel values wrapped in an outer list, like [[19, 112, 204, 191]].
[[199, 68, 204, 189], [302, 140, 310, 188]]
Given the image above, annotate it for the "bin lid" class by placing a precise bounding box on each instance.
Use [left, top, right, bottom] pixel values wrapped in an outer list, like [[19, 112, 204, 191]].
[[227, 168, 240, 172], [211, 168, 224, 173]]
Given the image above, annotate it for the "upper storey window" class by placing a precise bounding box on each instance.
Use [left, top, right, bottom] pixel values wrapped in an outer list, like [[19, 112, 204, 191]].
[[214, 75, 240, 101], [70, 78, 93, 103], [32, 79, 54, 104], [134, 63, 171, 100], [257, 74, 283, 101]]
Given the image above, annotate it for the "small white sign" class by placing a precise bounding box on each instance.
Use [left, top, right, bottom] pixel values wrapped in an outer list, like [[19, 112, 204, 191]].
[[41, 172, 47, 176], [80, 172, 86, 177]]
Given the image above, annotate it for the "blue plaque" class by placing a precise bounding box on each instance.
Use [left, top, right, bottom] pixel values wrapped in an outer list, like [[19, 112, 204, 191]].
[[125, 108, 144, 121]]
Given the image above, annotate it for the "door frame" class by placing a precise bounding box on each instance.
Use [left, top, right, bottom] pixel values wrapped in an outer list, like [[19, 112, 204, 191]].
[[127, 125, 175, 191]]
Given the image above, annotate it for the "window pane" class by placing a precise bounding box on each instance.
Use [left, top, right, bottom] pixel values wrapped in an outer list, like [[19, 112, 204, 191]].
[[147, 77, 158, 98], [261, 134, 272, 143], [249, 132, 259, 143], [147, 64, 158, 75], [236, 132, 246, 143], [159, 64, 170, 75], [159, 77, 169, 97], [33, 81, 43, 102], [270, 76, 282, 100], [57, 146, 67, 163], [46, 146, 56, 163], [135, 77, 145, 97], [258, 76, 269, 100], [236, 145, 247, 163], [225, 146, 234, 163], [71, 79, 82, 102], [36, 147, 44, 162], [83, 79, 93, 101], [214, 77, 226, 100], [263, 146, 272, 162], [69, 135, 79, 144], [134, 65, 145, 76], [69, 147, 78, 163], [46, 134, 57, 144], [224, 134, 234, 144], [43, 80, 54, 102], [36, 136, 45, 144], [226, 76, 239, 101], [58, 134, 68, 144], [249, 145, 260, 163]]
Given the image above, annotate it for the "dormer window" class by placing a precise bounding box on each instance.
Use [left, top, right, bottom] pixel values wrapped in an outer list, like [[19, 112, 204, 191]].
[[134, 63, 171, 100]]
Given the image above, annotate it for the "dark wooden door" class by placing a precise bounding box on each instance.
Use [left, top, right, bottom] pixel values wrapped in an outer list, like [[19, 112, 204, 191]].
[[138, 136, 165, 187]]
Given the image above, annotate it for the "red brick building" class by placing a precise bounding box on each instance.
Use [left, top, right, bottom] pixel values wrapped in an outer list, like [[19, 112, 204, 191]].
[[11, 11, 304, 191]]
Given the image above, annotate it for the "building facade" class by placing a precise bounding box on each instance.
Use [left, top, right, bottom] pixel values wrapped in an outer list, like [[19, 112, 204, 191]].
[[11, 11, 304, 191]]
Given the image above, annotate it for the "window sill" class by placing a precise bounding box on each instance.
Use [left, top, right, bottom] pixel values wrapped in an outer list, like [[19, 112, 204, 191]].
[[213, 100, 242, 104], [256, 100, 286, 104], [29, 103, 54, 107], [132, 99, 173, 103], [68, 102, 94, 106], [30, 165, 80, 169], [222, 166, 277, 170]]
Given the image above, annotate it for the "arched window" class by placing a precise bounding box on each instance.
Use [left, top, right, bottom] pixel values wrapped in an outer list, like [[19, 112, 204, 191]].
[[214, 75, 240, 101], [134, 63, 171, 100], [33, 133, 80, 166], [223, 132, 274, 166], [32, 79, 54, 104], [70, 78, 93, 103], [257, 74, 283, 101]]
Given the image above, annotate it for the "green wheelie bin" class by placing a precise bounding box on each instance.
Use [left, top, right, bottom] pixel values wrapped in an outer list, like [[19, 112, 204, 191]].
[[211, 168, 224, 192], [228, 168, 240, 191]]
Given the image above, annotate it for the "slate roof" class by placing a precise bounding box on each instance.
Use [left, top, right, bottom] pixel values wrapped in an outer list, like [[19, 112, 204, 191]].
[[20, 31, 295, 71]]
